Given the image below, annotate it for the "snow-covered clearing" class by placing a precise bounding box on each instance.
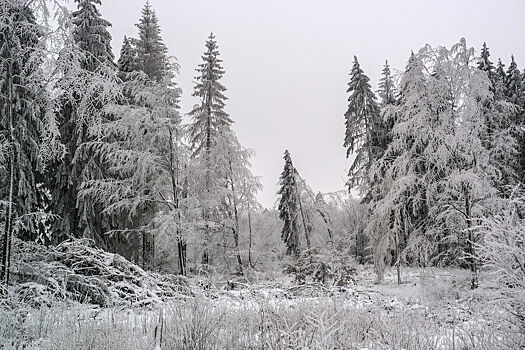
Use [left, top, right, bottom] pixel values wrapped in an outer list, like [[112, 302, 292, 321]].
[[1, 266, 523, 349]]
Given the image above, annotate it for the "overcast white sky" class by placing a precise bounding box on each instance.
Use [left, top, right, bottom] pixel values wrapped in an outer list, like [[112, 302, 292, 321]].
[[95, 0, 524, 208]]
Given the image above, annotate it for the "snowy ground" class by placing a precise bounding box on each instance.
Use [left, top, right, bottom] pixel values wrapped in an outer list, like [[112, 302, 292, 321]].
[[1, 266, 523, 349]]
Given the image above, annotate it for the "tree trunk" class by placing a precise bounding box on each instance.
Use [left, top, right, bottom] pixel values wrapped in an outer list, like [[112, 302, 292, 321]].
[[1, 57, 15, 287], [228, 161, 243, 275], [201, 92, 213, 266], [169, 127, 186, 275], [316, 208, 332, 239], [396, 229, 401, 286], [248, 210, 254, 269], [463, 185, 477, 289], [142, 230, 146, 269], [295, 177, 311, 250]]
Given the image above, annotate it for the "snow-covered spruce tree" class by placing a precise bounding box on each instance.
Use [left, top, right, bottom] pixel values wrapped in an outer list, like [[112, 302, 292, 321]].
[[71, 0, 114, 70], [134, 1, 170, 82], [366, 60, 397, 205], [0, 0, 71, 284], [343, 56, 381, 193], [47, 0, 117, 245], [375, 60, 397, 160], [366, 51, 430, 282], [504, 55, 522, 102], [475, 47, 517, 191], [377, 59, 397, 106], [278, 150, 302, 256], [0, 1, 46, 283], [477, 42, 496, 90], [495, 58, 507, 99], [117, 35, 136, 82], [188, 33, 233, 266], [504, 55, 525, 182], [78, 71, 186, 271]]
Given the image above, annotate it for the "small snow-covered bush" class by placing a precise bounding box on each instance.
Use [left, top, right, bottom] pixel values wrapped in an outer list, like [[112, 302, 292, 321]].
[[476, 200, 525, 327], [283, 248, 357, 286]]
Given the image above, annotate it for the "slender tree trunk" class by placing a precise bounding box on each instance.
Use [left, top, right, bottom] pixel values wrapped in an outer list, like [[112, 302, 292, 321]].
[[1, 57, 15, 287], [228, 162, 243, 275], [396, 229, 401, 286], [294, 175, 311, 250], [355, 229, 359, 262], [169, 128, 186, 275], [316, 209, 332, 239], [142, 230, 146, 269], [248, 210, 254, 269], [463, 185, 477, 289], [201, 93, 213, 266]]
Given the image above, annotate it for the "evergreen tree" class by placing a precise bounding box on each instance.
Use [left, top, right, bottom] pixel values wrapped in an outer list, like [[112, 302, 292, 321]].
[[71, 0, 114, 71], [476, 51, 516, 187], [478, 43, 495, 73], [365, 61, 398, 207], [117, 36, 136, 82], [504, 56, 525, 183], [188, 33, 232, 265], [373, 60, 397, 170], [478, 42, 497, 94], [496, 58, 506, 78], [343, 56, 381, 192], [494, 58, 507, 99], [366, 51, 430, 281], [278, 150, 301, 256], [79, 75, 184, 270], [135, 1, 170, 82], [189, 33, 232, 158], [505, 55, 523, 103], [48, 0, 116, 244], [377, 60, 397, 106], [0, 1, 61, 283]]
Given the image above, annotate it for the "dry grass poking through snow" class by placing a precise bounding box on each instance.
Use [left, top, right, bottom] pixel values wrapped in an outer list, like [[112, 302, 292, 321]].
[[1, 267, 523, 349]]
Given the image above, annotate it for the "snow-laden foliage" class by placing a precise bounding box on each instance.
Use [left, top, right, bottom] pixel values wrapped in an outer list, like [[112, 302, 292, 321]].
[[343, 56, 381, 193], [278, 150, 302, 256], [476, 190, 525, 326], [186, 33, 260, 272], [12, 238, 192, 307], [366, 39, 518, 284], [134, 1, 171, 82], [78, 72, 184, 267]]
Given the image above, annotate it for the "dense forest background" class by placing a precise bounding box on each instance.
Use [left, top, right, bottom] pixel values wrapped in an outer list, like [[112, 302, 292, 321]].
[[0, 0, 523, 323]]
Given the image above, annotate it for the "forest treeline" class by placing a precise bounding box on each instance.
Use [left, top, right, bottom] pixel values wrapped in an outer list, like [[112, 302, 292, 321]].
[[0, 0, 523, 312]]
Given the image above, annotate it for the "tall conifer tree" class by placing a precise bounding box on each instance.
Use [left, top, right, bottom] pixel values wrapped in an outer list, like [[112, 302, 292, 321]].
[[377, 60, 397, 106], [0, 1, 47, 282], [49, 0, 114, 243], [188, 33, 232, 265], [117, 36, 136, 82], [278, 150, 301, 256], [135, 1, 170, 82], [504, 56, 525, 182], [343, 56, 381, 192]]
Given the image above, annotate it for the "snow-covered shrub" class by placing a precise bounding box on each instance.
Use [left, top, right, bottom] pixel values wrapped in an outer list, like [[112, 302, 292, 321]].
[[476, 196, 525, 327], [283, 248, 356, 286]]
